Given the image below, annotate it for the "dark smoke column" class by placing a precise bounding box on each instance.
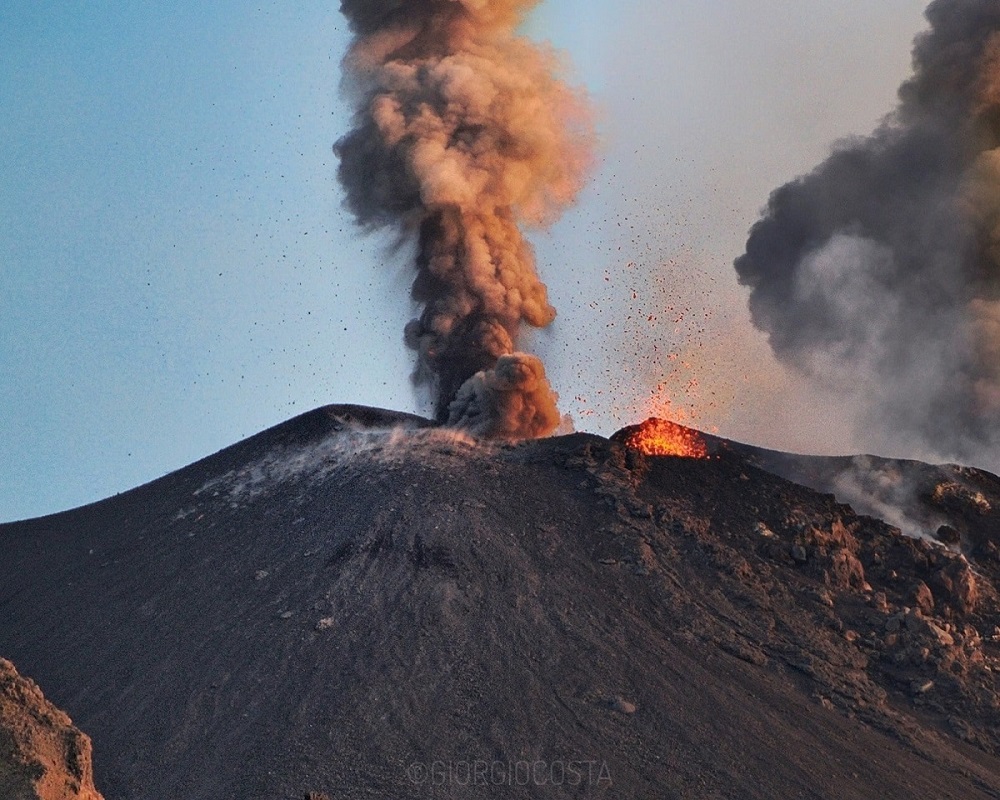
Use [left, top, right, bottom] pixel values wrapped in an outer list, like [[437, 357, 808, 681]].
[[734, 0, 1000, 462], [335, 0, 592, 438]]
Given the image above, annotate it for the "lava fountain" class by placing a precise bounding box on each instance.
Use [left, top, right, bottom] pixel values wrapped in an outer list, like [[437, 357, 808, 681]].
[[615, 417, 710, 458]]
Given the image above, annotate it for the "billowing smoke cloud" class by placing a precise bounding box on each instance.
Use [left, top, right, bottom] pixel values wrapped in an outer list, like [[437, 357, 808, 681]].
[[335, 0, 592, 438], [735, 0, 1000, 464]]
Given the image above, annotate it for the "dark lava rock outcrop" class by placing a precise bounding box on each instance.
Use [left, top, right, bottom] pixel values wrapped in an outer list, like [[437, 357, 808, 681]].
[[1, 405, 999, 799], [0, 659, 104, 800]]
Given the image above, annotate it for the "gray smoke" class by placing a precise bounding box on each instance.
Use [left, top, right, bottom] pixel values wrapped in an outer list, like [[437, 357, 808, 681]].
[[335, 0, 592, 438], [735, 0, 1000, 464]]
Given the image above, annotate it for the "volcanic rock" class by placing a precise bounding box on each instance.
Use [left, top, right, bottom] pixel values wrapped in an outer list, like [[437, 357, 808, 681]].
[[912, 580, 935, 614], [1, 405, 1000, 798], [0, 659, 104, 800], [722, 439, 1000, 555]]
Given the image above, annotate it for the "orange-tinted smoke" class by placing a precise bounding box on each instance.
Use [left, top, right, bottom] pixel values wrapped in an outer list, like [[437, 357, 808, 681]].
[[336, 0, 593, 438]]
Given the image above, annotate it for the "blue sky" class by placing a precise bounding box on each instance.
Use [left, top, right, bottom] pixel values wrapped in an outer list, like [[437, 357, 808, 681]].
[[2, 1, 928, 521]]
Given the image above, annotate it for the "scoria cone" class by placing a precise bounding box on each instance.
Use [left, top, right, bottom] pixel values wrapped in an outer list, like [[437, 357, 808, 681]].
[[0, 406, 999, 798]]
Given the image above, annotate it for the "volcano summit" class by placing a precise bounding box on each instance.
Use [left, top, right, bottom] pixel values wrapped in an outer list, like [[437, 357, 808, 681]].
[[2, 405, 1000, 799]]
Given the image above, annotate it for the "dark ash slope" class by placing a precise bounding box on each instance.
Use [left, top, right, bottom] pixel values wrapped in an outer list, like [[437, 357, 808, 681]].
[[2, 405, 1000, 799]]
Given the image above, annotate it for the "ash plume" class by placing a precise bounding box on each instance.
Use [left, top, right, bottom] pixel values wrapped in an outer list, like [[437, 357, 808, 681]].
[[335, 0, 592, 438], [734, 0, 1000, 464]]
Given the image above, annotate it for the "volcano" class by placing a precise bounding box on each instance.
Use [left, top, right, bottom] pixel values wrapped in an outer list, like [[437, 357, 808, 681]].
[[3, 405, 1000, 799]]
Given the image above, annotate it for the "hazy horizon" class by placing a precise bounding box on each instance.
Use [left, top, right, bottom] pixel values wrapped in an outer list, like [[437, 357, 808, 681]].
[[1, 1, 929, 520]]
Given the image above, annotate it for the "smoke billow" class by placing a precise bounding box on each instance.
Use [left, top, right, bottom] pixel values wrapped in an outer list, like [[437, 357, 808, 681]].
[[735, 0, 1000, 464], [335, 0, 592, 439]]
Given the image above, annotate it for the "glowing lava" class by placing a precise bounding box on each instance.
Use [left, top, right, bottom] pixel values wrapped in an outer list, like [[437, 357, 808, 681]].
[[620, 417, 710, 458]]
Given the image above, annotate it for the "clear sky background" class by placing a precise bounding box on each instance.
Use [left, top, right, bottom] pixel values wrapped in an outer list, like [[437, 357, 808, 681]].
[[1, 1, 930, 521]]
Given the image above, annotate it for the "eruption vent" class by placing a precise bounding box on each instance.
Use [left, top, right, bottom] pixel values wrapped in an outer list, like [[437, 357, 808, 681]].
[[734, 0, 1000, 464], [616, 418, 710, 459], [335, 0, 592, 439]]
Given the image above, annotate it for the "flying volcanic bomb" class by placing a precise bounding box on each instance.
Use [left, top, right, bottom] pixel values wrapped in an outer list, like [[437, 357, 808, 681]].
[[735, 0, 1000, 465], [335, 0, 593, 439]]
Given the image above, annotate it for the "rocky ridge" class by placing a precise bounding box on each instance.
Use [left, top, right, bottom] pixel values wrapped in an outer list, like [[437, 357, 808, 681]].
[[0, 658, 104, 800]]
